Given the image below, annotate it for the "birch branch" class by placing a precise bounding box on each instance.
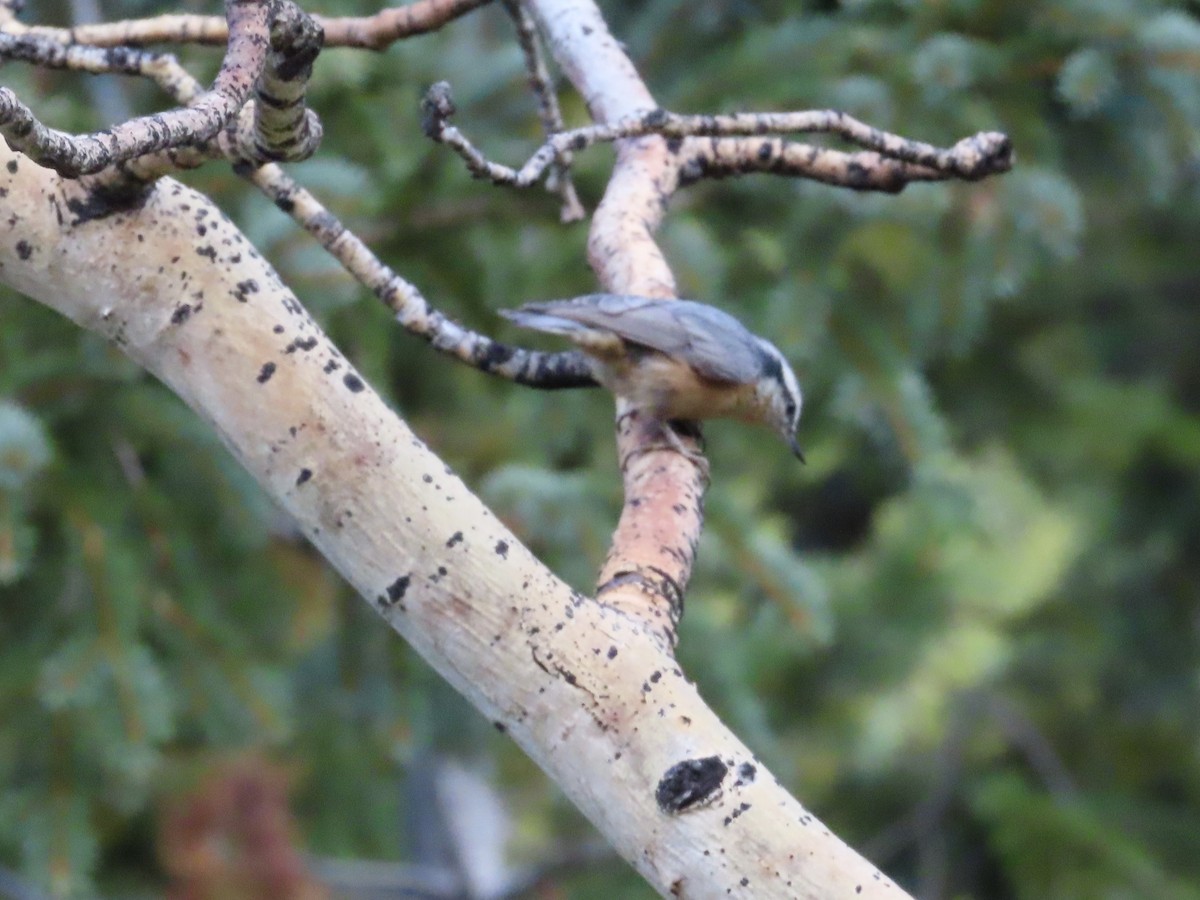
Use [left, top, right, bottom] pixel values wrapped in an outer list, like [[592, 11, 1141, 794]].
[[0, 0, 326, 185], [0, 139, 905, 900], [0, 5, 593, 381], [244, 0, 323, 163], [678, 137, 960, 193], [501, 0, 583, 221], [0, 0, 269, 176], [4, 0, 494, 51], [243, 162, 596, 388], [422, 82, 1012, 193]]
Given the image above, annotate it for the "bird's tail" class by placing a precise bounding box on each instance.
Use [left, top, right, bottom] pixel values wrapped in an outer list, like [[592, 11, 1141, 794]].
[[499, 306, 594, 338]]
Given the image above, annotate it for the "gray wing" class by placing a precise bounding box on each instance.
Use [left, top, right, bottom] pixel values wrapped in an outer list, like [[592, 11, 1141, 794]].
[[508, 295, 764, 384]]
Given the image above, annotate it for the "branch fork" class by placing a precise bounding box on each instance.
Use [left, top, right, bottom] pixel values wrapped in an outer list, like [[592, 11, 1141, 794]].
[[422, 78, 1013, 196]]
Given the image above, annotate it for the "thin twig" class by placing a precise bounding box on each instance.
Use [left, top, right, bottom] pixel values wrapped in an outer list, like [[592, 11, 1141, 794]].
[[680, 136, 951, 193], [321, 0, 494, 50], [15, 13, 230, 47], [502, 0, 583, 222], [242, 162, 597, 389], [422, 81, 1013, 192], [9, 0, 494, 51], [0, 33, 203, 102]]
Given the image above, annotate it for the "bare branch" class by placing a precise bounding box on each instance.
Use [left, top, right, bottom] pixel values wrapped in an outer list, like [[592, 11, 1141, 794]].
[[243, 162, 596, 389], [243, 0, 324, 163], [0, 7, 584, 380], [0, 0, 269, 176], [0, 31, 210, 187], [664, 109, 1013, 179], [0, 32, 203, 102], [0, 1, 326, 183], [502, 0, 584, 221], [422, 82, 1013, 192], [680, 136, 951, 193], [15, 14, 231, 47], [10, 0, 494, 51], [522, 0, 694, 653], [322, 0, 494, 50], [0, 32, 212, 187]]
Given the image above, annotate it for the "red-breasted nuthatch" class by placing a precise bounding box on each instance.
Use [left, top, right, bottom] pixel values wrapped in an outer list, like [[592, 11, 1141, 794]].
[[501, 294, 804, 461]]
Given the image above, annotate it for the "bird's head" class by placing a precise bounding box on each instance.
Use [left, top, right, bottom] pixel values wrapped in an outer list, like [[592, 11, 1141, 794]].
[[752, 338, 805, 462]]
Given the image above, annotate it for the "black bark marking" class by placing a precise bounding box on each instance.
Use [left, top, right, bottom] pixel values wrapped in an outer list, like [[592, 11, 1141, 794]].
[[232, 279, 259, 302], [723, 802, 751, 826], [477, 340, 516, 368], [285, 336, 319, 354], [384, 575, 410, 605], [655, 756, 727, 814], [14, 240, 31, 260], [446, 531, 464, 548], [295, 468, 312, 486], [257, 362, 276, 383], [343, 373, 364, 393], [64, 181, 152, 225], [495, 540, 509, 559]]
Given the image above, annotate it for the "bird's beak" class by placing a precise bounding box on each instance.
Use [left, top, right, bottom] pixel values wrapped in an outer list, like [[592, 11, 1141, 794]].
[[788, 434, 806, 464]]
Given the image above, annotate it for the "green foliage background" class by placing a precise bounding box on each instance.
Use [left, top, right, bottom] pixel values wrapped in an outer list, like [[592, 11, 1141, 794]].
[[2, 0, 1199, 896]]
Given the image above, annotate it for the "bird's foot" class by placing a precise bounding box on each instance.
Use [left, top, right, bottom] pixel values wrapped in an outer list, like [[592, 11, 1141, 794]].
[[621, 417, 710, 481]]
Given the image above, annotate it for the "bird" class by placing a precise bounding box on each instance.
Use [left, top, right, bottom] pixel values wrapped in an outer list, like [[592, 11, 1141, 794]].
[[500, 294, 804, 461]]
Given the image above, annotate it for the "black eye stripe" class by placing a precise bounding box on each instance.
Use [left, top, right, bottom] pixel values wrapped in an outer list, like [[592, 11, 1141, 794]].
[[755, 343, 801, 424], [758, 349, 784, 383]]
